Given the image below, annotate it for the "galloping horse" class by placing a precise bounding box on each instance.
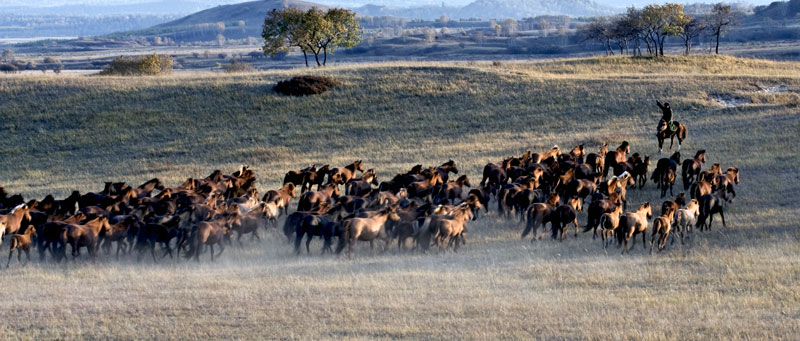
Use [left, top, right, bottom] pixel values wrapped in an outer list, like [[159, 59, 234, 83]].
[[656, 122, 688, 155]]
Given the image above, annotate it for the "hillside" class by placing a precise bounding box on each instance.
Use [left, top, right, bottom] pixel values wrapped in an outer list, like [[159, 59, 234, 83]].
[[0, 56, 798, 338], [116, 0, 329, 42]]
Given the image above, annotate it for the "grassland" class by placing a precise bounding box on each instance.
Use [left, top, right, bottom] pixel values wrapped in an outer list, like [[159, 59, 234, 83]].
[[0, 55, 799, 339]]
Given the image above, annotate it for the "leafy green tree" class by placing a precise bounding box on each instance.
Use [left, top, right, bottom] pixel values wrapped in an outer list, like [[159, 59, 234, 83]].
[[641, 3, 688, 56], [261, 7, 361, 67]]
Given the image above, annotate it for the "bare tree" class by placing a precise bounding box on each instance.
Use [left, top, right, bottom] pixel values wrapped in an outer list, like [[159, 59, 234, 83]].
[[707, 3, 737, 54], [681, 17, 706, 55]]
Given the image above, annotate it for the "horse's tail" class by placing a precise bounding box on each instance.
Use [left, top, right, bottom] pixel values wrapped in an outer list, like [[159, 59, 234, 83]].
[[521, 211, 535, 239], [282, 215, 297, 243], [679, 124, 687, 141], [681, 162, 691, 190], [183, 229, 197, 259], [597, 214, 608, 233]]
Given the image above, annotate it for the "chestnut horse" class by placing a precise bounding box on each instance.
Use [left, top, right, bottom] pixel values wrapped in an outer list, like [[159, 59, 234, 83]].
[[297, 182, 339, 212], [0, 204, 32, 248], [7, 225, 36, 267]]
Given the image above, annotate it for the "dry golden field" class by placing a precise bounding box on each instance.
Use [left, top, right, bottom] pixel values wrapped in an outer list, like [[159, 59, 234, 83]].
[[0, 55, 799, 339]]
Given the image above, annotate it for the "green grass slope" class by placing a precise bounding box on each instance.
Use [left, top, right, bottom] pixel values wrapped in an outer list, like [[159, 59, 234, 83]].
[[0, 55, 798, 339]]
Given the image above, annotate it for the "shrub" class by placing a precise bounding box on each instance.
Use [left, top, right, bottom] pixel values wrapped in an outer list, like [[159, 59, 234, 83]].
[[43, 57, 60, 64], [274, 75, 340, 96], [223, 60, 255, 73], [0, 63, 18, 73], [99, 54, 173, 76]]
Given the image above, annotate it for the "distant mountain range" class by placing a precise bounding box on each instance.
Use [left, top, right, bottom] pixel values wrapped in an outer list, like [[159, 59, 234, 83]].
[[356, 0, 617, 20]]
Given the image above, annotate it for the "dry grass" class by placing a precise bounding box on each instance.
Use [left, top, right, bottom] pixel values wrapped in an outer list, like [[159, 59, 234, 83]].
[[0, 55, 799, 339]]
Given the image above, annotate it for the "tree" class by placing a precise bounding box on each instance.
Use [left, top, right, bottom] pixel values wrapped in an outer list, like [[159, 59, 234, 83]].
[[1, 49, 14, 63], [502, 18, 518, 37], [707, 3, 737, 54], [681, 17, 706, 55], [261, 7, 362, 67], [580, 17, 615, 55], [424, 27, 436, 43], [538, 19, 550, 37], [494, 24, 502, 37], [640, 3, 688, 56]]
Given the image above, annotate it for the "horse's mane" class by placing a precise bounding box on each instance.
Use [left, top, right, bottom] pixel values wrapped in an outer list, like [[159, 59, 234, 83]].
[[10, 203, 27, 214]]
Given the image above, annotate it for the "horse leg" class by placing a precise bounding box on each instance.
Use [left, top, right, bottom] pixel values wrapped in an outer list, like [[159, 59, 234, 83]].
[[658, 137, 663, 154], [669, 135, 675, 150], [7, 248, 14, 267], [209, 244, 215, 261], [306, 234, 312, 254], [24, 248, 31, 265], [216, 243, 224, 258], [720, 210, 727, 228]]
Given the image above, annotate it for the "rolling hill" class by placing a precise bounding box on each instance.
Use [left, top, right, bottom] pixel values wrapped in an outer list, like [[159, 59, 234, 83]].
[[0, 56, 798, 339]]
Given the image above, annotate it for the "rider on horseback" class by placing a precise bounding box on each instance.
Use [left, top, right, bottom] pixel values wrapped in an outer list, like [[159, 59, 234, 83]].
[[656, 100, 677, 134]]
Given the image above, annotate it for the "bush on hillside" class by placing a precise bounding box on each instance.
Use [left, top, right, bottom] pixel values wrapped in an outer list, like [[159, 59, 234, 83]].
[[0, 63, 18, 73], [223, 60, 255, 73], [274, 75, 340, 96], [99, 53, 173, 76]]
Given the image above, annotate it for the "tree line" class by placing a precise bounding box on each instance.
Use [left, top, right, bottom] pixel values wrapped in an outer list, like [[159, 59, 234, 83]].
[[579, 3, 739, 56]]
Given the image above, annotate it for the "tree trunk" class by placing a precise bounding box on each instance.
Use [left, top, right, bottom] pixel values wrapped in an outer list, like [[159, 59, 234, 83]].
[[302, 50, 309, 67], [715, 29, 721, 54], [322, 46, 328, 66]]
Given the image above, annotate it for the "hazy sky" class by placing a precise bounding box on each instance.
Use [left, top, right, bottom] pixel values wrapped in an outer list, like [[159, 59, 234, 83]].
[[1, 0, 777, 8]]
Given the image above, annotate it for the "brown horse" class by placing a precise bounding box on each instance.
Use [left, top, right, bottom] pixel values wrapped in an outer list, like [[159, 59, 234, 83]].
[[7, 225, 36, 267], [262, 183, 296, 216], [657, 121, 688, 154], [434, 175, 471, 205], [650, 206, 675, 254], [407, 171, 442, 201], [713, 167, 740, 200], [297, 182, 339, 212], [339, 206, 400, 258], [330, 160, 365, 184], [632, 156, 650, 189], [696, 190, 729, 231], [603, 141, 630, 179], [521, 193, 560, 242], [585, 143, 608, 175], [682, 150, 706, 190], [616, 202, 653, 254], [660, 168, 677, 198], [0, 204, 32, 247], [184, 219, 231, 262], [430, 204, 473, 253], [436, 160, 459, 183], [345, 169, 378, 197], [62, 216, 112, 260], [583, 192, 623, 239], [284, 165, 315, 192], [551, 197, 582, 241], [598, 204, 623, 249], [303, 164, 331, 192]]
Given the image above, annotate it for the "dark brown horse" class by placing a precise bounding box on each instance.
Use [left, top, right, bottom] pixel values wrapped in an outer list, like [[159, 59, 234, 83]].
[[434, 175, 471, 205], [585, 143, 608, 175], [657, 121, 688, 154], [436, 160, 459, 183], [682, 150, 706, 190]]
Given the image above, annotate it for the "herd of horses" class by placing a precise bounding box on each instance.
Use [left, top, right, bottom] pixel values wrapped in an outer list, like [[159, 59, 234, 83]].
[[0, 141, 742, 265]]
